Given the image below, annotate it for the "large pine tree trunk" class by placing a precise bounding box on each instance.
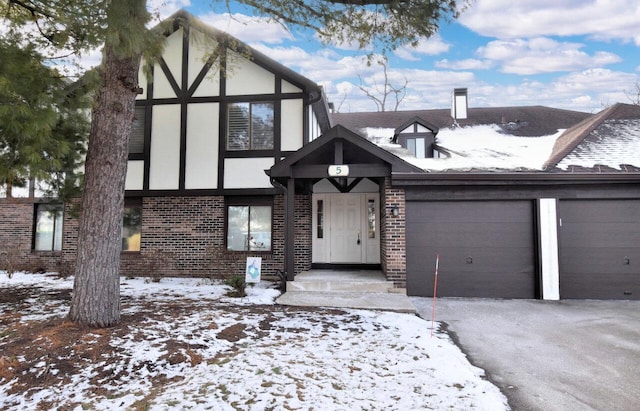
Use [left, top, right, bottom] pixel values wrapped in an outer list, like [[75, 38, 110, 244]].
[[68, 44, 141, 327]]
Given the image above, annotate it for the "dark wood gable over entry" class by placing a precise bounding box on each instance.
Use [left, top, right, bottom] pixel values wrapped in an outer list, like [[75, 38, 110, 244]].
[[268, 125, 422, 280]]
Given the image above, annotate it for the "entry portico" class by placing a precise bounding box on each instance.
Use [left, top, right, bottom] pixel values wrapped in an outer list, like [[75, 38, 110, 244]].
[[268, 125, 422, 284]]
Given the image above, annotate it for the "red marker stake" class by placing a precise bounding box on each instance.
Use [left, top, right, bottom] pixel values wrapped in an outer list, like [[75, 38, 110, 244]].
[[431, 254, 439, 338]]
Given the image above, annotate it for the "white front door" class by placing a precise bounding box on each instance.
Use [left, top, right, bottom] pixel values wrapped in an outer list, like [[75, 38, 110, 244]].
[[330, 194, 362, 263], [312, 193, 380, 264]]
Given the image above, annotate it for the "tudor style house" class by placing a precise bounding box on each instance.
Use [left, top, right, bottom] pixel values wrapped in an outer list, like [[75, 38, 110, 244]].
[[1, 11, 639, 301]]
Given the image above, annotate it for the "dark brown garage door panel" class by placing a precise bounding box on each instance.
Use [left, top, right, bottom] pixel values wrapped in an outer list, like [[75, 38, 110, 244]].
[[559, 200, 640, 300], [406, 201, 536, 298]]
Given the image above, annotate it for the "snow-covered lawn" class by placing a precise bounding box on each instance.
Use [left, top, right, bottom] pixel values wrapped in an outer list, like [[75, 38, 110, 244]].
[[0, 272, 509, 410]]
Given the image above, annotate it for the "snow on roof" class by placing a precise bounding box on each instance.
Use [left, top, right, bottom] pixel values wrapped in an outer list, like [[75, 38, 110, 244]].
[[364, 125, 563, 172], [556, 119, 640, 170]]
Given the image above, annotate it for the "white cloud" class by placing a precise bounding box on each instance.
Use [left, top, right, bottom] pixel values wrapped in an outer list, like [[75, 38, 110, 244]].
[[148, 0, 192, 20], [459, 0, 640, 45], [197, 12, 293, 44], [465, 68, 638, 112], [476, 38, 621, 75], [435, 58, 494, 70], [394, 36, 451, 60]]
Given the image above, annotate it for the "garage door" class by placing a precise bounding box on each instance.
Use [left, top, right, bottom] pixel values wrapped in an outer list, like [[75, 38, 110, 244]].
[[559, 200, 640, 300], [406, 201, 537, 298]]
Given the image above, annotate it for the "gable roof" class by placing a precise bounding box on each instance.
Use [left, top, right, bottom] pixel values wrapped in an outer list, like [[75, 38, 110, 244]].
[[394, 116, 439, 134], [544, 103, 640, 171], [333, 106, 590, 138], [162, 10, 332, 131], [268, 124, 423, 183], [392, 116, 439, 143]]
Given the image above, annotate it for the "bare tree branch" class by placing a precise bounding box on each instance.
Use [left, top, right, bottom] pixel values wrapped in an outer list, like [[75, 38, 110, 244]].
[[358, 57, 407, 112], [625, 80, 640, 105]]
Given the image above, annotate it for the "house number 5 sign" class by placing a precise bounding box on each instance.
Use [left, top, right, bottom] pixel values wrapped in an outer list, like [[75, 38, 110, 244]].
[[328, 165, 350, 177]]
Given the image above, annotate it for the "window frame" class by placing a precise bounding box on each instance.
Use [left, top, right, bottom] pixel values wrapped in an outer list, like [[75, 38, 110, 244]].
[[226, 101, 275, 151], [225, 196, 273, 253], [33, 203, 64, 252], [122, 198, 142, 253], [128, 105, 147, 160]]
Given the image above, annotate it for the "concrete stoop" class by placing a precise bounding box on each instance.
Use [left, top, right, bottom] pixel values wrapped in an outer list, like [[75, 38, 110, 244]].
[[275, 270, 417, 313]]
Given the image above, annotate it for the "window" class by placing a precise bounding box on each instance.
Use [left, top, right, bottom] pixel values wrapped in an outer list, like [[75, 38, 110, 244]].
[[316, 199, 324, 239], [227, 201, 272, 252], [367, 199, 376, 239], [406, 137, 426, 159], [122, 201, 142, 252], [227, 102, 274, 150], [34, 204, 63, 251], [129, 106, 145, 154]]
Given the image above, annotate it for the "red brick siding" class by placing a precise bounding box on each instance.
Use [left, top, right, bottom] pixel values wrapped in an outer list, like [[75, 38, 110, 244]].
[[381, 178, 407, 288], [2, 189, 402, 284], [294, 194, 312, 274], [0, 198, 72, 273], [2, 194, 312, 280], [118, 195, 287, 279]]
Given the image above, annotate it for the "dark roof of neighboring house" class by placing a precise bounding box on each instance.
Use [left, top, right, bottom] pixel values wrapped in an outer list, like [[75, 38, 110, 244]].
[[332, 106, 591, 137], [544, 103, 640, 171]]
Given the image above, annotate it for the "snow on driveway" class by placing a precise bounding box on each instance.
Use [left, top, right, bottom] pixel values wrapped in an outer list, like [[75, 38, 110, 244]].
[[0, 272, 508, 410]]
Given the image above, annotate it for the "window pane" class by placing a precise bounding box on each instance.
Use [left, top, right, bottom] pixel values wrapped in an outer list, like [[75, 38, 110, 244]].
[[251, 103, 274, 150], [317, 199, 324, 239], [227, 206, 249, 251], [129, 106, 145, 154], [35, 204, 63, 251], [227, 103, 249, 150], [122, 206, 142, 251], [368, 199, 376, 239], [415, 138, 425, 159], [249, 206, 271, 251], [407, 138, 416, 156]]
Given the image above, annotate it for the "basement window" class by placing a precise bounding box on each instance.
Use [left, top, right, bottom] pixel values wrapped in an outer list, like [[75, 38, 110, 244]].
[[34, 204, 63, 251]]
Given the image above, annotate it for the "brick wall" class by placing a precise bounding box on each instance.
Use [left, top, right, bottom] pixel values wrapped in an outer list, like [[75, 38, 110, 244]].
[[381, 178, 407, 288], [1, 193, 313, 281], [294, 194, 312, 274], [117, 195, 289, 279], [0, 198, 72, 273]]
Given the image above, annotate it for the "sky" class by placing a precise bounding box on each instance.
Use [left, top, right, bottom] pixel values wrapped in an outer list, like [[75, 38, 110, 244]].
[[105, 0, 640, 114]]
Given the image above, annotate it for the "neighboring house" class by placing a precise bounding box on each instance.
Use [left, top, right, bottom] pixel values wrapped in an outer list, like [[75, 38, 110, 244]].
[[331, 99, 639, 300], [1, 12, 638, 300]]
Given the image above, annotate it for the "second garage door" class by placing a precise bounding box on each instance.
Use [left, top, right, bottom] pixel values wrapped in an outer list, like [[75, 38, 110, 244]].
[[559, 200, 640, 300], [406, 201, 537, 298]]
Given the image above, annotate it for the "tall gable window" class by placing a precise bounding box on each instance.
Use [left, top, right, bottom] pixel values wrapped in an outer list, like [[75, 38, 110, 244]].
[[129, 106, 145, 154], [34, 204, 63, 251], [227, 102, 274, 150]]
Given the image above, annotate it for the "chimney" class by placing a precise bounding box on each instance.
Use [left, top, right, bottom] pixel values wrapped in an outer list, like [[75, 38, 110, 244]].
[[451, 88, 468, 121]]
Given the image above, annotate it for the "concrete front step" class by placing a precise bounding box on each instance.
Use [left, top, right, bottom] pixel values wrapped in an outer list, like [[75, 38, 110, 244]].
[[276, 291, 417, 313], [286, 279, 392, 293]]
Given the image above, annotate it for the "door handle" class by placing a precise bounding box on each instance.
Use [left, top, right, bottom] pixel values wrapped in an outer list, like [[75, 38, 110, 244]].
[[357, 231, 361, 245]]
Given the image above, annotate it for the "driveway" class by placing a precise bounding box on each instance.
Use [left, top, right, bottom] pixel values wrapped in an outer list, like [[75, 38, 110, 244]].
[[412, 298, 640, 411]]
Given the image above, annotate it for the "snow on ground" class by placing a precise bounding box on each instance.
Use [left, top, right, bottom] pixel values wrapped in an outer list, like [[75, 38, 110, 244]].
[[0, 272, 509, 410]]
